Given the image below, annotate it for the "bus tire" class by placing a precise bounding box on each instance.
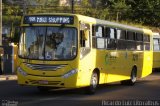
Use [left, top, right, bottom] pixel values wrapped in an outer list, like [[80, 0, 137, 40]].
[[85, 71, 98, 94], [121, 67, 137, 85]]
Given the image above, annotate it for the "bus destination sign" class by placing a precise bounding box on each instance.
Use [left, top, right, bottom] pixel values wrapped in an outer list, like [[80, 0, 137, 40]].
[[23, 16, 74, 24]]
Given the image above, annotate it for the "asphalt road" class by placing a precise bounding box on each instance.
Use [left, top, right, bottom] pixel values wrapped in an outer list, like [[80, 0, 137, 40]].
[[0, 71, 160, 106]]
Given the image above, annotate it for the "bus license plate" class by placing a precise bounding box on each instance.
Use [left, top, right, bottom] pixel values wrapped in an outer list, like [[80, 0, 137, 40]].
[[39, 80, 48, 84]]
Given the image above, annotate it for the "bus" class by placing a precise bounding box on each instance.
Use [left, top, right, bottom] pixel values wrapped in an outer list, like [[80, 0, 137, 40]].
[[17, 13, 153, 94], [153, 32, 160, 70]]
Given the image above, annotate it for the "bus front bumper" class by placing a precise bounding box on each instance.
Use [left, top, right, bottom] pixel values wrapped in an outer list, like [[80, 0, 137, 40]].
[[17, 71, 79, 88]]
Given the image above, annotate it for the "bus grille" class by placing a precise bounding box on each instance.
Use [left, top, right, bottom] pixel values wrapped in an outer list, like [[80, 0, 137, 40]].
[[24, 63, 67, 71], [28, 79, 61, 85]]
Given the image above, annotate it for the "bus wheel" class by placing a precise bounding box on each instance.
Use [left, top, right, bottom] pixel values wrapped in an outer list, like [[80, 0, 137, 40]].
[[121, 68, 137, 85], [129, 68, 137, 85], [85, 71, 98, 94]]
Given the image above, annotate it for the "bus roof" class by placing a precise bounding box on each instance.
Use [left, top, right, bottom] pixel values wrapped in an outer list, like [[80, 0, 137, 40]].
[[24, 13, 152, 34], [75, 14, 152, 34]]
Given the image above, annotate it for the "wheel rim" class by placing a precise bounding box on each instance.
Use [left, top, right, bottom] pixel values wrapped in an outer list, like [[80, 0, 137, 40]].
[[131, 70, 136, 82], [91, 73, 98, 88]]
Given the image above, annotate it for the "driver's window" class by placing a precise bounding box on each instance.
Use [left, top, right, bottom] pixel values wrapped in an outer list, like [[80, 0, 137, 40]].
[[80, 23, 90, 48], [80, 23, 91, 59]]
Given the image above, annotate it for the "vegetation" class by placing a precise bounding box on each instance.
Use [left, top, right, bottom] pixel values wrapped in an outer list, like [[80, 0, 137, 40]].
[[2, 0, 160, 43]]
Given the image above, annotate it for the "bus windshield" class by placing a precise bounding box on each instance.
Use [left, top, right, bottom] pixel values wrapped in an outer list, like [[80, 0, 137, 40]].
[[18, 27, 77, 60]]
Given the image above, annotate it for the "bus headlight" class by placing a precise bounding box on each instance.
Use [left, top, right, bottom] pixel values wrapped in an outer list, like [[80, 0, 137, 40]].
[[17, 67, 27, 76], [62, 69, 78, 78]]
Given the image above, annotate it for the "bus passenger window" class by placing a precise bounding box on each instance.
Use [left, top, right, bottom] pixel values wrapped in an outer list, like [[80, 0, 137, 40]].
[[153, 39, 160, 51], [106, 27, 117, 49], [97, 38, 105, 49], [117, 29, 121, 39], [143, 35, 150, 42], [136, 33, 143, 41], [136, 42, 143, 50], [93, 25, 105, 48], [143, 35, 150, 50], [117, 29, 127, 50], [117, 40, 126, 50], [127, 31, 135, 41], [107, 39, 117, 49], [106, 27, 115, 39], [95, 26, 104, 37], [136, 33, 143, 50], [126, 31, 136, 50], [117, 29, 126, 39]]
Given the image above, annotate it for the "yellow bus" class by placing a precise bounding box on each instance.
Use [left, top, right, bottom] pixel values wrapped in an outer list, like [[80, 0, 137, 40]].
[[153, 33, 160, 70], [17, 13, 153, 94]]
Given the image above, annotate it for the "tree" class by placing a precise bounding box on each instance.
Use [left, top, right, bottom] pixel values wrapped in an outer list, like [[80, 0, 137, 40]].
[[107, 0, 131, 21], [2, 0, 21, 43], [127, 0, 160, 27]]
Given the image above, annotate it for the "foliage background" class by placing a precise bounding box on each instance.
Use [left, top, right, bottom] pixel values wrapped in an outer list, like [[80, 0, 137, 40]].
[[2, 0, 160, 43]]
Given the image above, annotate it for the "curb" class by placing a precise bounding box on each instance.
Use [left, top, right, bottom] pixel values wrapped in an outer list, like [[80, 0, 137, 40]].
[[0, 75, 17, 81]]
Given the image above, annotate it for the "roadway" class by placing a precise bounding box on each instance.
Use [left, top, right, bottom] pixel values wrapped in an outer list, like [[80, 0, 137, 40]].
[[0, 71, 160, 106]]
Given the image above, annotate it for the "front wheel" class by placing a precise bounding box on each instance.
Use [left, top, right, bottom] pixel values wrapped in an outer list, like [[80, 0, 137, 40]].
[[85, 72, 98, 94]]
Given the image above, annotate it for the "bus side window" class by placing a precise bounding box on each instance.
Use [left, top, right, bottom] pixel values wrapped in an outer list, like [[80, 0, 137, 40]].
[[153, 38, 160, 51], [93, 25, 105, 49], [127, 31, 135, 41], [126, 31, 136, 50], [95, 25, 104, 37], [92, 25, 96, 48], [97, 38, 105, 49], [143, 34, 150, 50], [136, 33, 143, 50], [117, 29, 126, 50], [106, 27, 115, 39], [106, 27, 117, 49]]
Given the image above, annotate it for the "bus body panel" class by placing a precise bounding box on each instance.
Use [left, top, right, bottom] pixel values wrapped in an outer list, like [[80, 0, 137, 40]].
[[141, 52, 153, 77]]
